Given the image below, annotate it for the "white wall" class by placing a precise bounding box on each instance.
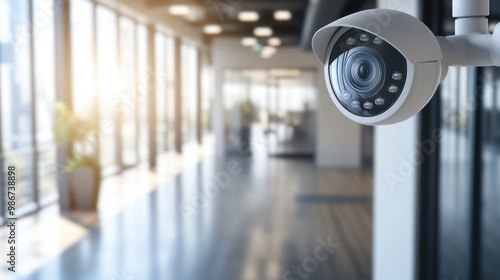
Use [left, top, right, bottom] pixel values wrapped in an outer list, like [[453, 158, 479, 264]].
[[211, 37, 361, 167], [373, 1, 420, 280]]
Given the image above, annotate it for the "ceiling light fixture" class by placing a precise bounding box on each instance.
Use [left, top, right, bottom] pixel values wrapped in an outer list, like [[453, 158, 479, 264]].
[[254, 27, 273, 37], [238, 11, 259, 22], [168, 5, 190, 16], [274, 10, 292, 21], [261, 46, 277, 58], [268, 37, 282, 47], [204, 24, 222, 35], [241, 37, 258, 47]]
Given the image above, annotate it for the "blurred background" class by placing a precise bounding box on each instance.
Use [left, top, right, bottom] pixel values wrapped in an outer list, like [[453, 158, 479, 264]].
[[0, 0, 499, 279]]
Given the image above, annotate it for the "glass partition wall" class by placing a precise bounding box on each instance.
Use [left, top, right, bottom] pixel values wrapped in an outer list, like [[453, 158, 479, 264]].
[[267, 69, 316, 156], [478, 66, 500, 279], [418, 1, 500, 279], [223, 68, 317, 157], [433, 60, 500, 280]]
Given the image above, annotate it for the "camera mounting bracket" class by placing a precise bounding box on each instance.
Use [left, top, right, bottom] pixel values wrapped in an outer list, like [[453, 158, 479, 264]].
[[437, 0, 500, 79], [453, 0, 490, 35]]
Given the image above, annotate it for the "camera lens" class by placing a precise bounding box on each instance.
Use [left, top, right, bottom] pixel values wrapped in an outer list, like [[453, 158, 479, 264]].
[[358, 63, 371, 80], [344, 49, 383, 95], [330, 46, 385, 98]]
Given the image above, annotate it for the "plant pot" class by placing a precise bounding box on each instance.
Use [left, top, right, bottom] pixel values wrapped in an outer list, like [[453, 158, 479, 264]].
[[68, 167, 101, 211]]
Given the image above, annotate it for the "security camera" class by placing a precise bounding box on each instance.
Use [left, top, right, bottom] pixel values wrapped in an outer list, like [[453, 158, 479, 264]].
[[312, 7, 500, 125]]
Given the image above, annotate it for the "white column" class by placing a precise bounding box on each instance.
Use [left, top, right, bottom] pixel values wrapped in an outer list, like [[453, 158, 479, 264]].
[[373, 1, 420, 280]]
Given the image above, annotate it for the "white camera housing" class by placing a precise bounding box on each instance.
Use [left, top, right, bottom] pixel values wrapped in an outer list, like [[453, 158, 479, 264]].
[[312, 6, 500, 126]]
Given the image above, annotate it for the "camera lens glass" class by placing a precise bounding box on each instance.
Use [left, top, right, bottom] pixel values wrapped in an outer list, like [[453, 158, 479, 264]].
[[357, 63, 371, 80], [341, 47, 384, 95], [327, 28, 407, 117]]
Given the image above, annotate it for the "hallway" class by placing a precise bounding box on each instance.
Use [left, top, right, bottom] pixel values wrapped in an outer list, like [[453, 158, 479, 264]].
[[22, 151, 373, 280]]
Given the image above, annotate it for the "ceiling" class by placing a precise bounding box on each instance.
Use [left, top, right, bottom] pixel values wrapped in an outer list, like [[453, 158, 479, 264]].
[[144, 0, 375, 49]]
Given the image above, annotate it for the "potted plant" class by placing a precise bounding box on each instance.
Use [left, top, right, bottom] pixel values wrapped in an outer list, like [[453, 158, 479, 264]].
[[55, 102, 101, 211], [239, 99, 255, 152]]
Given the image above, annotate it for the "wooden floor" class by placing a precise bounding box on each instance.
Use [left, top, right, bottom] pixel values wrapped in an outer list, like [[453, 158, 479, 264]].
[[17, 151, 373, 280]]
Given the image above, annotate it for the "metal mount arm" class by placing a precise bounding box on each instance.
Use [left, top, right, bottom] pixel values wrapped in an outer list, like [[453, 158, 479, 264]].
[[453, 0, 490, 35], [435, 0, 500, 81]]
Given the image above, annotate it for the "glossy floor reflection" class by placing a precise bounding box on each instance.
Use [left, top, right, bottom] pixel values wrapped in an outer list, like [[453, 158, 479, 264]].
[[24, 151, 373, 280]]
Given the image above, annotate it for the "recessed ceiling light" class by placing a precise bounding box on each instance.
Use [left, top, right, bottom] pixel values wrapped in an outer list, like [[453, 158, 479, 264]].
[[274, 10, 292, 21], [261, 46, 277, 58], [184, 6, 205, 22], [254, 27, 273, 37], [169, 5, 190, 16], [268, 37, 281, 47], [238, 11, 259, 22], [204, 24, 222, 35], [241, 37, 258, 47], [261, 52, 274, 59]]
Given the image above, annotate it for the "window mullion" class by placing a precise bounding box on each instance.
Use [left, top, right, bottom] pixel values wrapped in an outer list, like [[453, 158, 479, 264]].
[[28, 0, 40, 210]]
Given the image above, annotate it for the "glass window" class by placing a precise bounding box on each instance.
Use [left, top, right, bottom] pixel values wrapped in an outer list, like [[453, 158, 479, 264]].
[[33, 0, 57, 202], [181, 43, 198, 143], [96, 5, 118, 173], [119, 17, 137, 166], [137, 24, 149, 162], [70, 0, 99, 177], [438, 66, 475, 280], [191, 46, 198, 142], [70, 0, 95, 117], [480, 67, 500, 279], [155, 32, 167, 152], [200, 51, 212, 135], [0, 0, 36, 211], [165, 36, 175, 148]]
